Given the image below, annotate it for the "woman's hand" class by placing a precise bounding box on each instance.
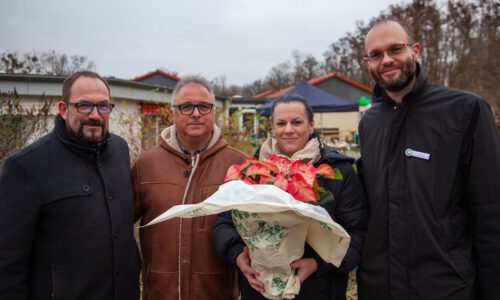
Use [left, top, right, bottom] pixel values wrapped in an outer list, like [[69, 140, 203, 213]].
[[290, 258, 318, 283], [236, 247, 265, 292]]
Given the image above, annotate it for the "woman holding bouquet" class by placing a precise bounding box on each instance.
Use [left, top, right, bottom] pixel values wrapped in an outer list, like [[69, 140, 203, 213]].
[[214, 94, 368, 300]]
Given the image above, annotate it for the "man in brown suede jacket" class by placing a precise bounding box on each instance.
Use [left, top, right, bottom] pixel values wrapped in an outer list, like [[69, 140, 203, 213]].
[[133, 76, 247, 300]]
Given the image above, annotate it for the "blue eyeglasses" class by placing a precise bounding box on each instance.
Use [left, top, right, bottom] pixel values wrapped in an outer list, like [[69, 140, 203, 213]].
[[69, 102, 115, 114]]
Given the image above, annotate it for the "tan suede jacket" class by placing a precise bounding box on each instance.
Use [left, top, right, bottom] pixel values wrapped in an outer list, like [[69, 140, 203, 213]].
[[133, 127, 246, 300]]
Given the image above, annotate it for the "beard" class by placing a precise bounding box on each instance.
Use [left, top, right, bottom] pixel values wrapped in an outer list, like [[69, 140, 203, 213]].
[[67, 119, 106, 145], [370, 56, 417, 92]]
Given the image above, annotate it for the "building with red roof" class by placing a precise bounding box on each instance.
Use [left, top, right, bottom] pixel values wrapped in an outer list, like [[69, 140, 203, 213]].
[[256, 72, 371, 103], [255, 73, 373, 142], [133, 69, 180, 90]]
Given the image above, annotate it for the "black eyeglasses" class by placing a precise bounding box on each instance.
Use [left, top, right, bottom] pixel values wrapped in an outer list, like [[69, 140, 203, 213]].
[[364, 43, 413, 62], [69, 102, 115, 114], [173, 102, 214, 115]]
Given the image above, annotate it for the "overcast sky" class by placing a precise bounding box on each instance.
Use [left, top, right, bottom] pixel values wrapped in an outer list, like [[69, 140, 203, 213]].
[[2, 0, 429, 85]]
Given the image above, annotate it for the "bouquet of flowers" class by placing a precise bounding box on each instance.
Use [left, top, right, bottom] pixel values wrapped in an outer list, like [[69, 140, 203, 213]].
[[144, 155, 350, 299], [223, 155, 346, 298], [225, 154, 341, 204]]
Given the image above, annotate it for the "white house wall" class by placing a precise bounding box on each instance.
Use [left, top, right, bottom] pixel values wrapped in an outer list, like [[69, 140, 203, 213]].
[[314, 112, 359, 133], [109, 99, 143, 158], [110, 85, 172, 103], [0, 81, 61, 97], [1, 78, 172, 154]]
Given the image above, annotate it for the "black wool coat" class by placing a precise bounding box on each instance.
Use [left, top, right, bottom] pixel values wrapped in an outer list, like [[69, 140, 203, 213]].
[[0, 115, 141, 300]]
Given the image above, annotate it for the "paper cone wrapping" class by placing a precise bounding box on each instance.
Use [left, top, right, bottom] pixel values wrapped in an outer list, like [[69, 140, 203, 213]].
[[232, 210, 306, 299], [144, 180, 350, 299]]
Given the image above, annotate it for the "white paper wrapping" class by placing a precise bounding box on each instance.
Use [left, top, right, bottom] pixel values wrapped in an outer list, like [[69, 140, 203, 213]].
[[144, 180, 350, 299]]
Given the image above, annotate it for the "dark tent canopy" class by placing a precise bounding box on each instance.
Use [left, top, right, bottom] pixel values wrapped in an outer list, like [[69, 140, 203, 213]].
[[256, 80, 358, 114]]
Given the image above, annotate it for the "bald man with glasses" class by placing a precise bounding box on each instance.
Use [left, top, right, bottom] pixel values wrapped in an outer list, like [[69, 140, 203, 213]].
[[133, 76, 246, 300], [0, 71, 141, 299], [357, 19, 500, 300]]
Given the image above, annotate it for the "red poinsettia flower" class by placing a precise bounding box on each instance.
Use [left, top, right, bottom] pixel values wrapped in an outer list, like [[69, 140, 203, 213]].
[[290, 160, 316, 186], [246, 162, 272, 178], [316, 164, 334, 179], [274, 172, 287, 190], [243, 177, 257, 185], [267, 155, 292, 173], [286, 173, 316, 202], [240, 158, 259, 171], [224, 164, 241, 182], [224, 154, 340, 204], [255, 160, 279, 175], [258, 174, 275, 185]]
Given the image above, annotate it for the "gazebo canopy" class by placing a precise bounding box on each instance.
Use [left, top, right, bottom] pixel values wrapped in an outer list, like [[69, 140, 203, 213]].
[[256, 80, 358, 114]]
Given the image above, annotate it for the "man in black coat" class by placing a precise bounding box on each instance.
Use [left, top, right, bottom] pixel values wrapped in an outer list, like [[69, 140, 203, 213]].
[[0, 71, 141, 299], [357, 20, 500, 300]]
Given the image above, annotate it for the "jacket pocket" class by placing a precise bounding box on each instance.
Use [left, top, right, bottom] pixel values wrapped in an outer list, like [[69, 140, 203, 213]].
[[143, 270, 178, 300], [438, 214, 474, 280], [193, 186, 226, 273], [51, 264, 70, 300], [194, 186, 220, 231], [191, 271, 237, 300], [43, 183, 93, 206], [193, 215, 227, 273]]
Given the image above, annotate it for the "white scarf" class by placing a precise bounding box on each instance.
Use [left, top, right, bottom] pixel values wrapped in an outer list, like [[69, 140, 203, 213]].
[[259, 137, 321, 164]]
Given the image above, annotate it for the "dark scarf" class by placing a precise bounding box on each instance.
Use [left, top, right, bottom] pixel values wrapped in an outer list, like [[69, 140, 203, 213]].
[[54, 114, 110, 164]]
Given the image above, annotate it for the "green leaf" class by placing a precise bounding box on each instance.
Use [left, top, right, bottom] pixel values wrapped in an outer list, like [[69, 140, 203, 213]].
[[314, 191, 333, 205], [333, 168, 343, 180], [301, 158, 312, 164]]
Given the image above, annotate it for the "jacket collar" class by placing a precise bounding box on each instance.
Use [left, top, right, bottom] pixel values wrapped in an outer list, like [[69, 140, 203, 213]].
[[54, 114, 110, 160], [372, 62, 429, 105], [159, 124, 226, 160], [319, 145, 355, 165]]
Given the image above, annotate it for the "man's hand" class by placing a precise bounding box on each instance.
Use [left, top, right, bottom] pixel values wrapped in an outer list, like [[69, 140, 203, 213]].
[[236, 247, 265, 292], [290, 258, 318, 283]]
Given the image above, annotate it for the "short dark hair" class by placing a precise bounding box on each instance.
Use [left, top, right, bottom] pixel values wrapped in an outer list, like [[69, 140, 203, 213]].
[[62, 71, 110, 103], [271, 94, 314, 122], [171, 75, 215, 104]]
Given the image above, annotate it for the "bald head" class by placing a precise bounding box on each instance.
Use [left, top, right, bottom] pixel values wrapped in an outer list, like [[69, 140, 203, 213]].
[[365, 20, 412, 53]]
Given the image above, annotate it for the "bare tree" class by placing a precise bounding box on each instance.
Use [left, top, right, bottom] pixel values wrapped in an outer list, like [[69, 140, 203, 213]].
[[265, 62, 293, 90], [446, 0, 499, 108], [291, 50, 321, 82], [212, 75, 229, 95], [323, 25, 371, 85], [0, 90, 53, 164], [0, 50, 95, 75]]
